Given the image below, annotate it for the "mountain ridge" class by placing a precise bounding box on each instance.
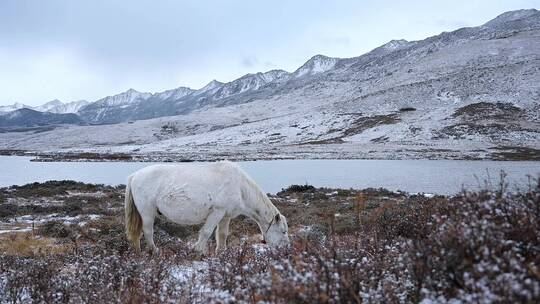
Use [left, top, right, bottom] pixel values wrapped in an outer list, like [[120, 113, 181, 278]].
[[3, 9, 539, 126], [0, 99, 89, 115], [0, 8, 539, 161], [0, 108, 84, 128]]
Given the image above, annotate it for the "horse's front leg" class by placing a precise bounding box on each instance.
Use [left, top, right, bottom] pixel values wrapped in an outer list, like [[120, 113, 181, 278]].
[[195, 208, 225, 254], [215, 216, 231, 253]]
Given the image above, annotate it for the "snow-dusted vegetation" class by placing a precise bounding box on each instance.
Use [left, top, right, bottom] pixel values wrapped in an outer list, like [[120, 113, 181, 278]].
[[0, 178, 538, 303]]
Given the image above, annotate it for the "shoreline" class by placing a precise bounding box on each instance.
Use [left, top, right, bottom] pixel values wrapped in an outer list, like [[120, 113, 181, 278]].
[[1, 146, 540, 162]]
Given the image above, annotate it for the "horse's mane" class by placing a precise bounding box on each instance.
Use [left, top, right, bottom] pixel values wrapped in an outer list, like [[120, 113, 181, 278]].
[[221, 160, 279, 215], [246, 177, 275, 209]]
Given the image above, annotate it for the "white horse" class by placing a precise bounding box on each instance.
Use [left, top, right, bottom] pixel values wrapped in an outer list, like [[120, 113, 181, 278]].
[[125, 161, 289, 254]]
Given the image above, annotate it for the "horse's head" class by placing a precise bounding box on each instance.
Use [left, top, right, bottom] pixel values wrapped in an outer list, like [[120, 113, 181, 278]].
[[264, 213, 290, 247]]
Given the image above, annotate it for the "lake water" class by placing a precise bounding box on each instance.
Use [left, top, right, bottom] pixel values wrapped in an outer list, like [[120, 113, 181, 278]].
[[0, 156, 539, 195]]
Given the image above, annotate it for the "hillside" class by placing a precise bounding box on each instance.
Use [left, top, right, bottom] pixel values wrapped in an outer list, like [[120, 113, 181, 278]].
[[0, 108, 84, 129], [0, 9, 539, 160]]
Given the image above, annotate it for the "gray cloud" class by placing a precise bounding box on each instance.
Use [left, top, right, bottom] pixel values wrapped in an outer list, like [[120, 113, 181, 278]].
[[240, 56, 259, 68]]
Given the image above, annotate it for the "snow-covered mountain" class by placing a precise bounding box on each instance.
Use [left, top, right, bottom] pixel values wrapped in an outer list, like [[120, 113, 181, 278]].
[[380, 39, 410, 51], [193, 80, 224, 96], [91, 89, 152, 108], [34, 99, 89, 114], [258, 69, 290, 83], [291, 55, 339, 78], [33, 99, 64, 113], [213, 70, 290, 100], [152, 87, 194, 101], [74, 70, 293, 124], [77, 89, 158, 123], [0, 100, 88, 115], [0, 102, 30, 113], [0, 108, 83, 128], [1, 9, 539, 160], [60, 100, 90, 113]]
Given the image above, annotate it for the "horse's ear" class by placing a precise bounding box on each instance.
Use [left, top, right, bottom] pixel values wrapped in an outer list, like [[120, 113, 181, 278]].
[[275, 214, 280, 222]]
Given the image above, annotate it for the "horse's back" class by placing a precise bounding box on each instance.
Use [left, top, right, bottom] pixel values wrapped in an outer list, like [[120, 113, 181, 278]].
[[130, 161, 245, 184], [128, 161, 250, 224], [129, 161, 249, 203]]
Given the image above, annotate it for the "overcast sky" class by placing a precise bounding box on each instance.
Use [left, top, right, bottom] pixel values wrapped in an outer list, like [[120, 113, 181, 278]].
[[0, 0, 539, 106]]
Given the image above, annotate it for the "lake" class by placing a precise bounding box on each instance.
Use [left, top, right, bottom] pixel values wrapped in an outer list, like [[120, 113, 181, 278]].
[[0, 156, 539, 195]]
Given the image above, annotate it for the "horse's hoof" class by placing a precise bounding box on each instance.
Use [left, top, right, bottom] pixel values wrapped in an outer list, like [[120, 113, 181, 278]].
[[193, 247, 208, 259]]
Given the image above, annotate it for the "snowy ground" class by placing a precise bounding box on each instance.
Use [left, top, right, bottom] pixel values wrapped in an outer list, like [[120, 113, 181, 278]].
[[0, 94, 538, 161]]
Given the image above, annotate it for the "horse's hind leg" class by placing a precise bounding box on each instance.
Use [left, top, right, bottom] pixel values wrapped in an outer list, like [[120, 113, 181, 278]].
[[141, 213, 158, 254], [133, 233, 142, 254], [215, 216, 231, 252], [195, 208, 225, 254]]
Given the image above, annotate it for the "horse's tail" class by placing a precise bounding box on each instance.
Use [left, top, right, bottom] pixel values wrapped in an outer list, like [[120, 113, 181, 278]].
[[125, 175, 142, 251]]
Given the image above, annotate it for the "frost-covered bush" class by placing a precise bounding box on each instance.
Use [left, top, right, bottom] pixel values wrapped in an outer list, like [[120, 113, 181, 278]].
[[414, 188, 540, 303], [0, 249, 190, 303], [200, 182, 540, 303], [0, 181, 538, 303]]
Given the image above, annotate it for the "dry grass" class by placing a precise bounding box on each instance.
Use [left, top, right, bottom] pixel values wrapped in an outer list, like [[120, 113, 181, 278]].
[[0, 233, 73, 256]]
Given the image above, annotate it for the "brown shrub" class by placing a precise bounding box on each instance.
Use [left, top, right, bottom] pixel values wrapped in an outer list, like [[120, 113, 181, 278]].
[[38, 221, 74, 238], [0, 233, 72, 256], [7, 180, 105, 198], [278, 184, 316, 195], [0, 203, 18, 218]]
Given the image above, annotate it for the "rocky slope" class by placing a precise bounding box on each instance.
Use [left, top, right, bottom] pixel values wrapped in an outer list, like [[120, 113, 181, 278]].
[[0, 108, 84, 129], [0, 9, 539, 160]]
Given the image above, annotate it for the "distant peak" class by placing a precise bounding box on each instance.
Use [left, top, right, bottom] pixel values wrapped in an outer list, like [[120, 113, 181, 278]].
[[304, 54, 339, 66], [121, 88, 152, 97], [0, 102, 29, 113], [484, 9, 540, 26], [233, 69, 290, 84], [260, 69, 290, 82], [263, 69, 289, 75], [44, 99, 63, 105], [200, 80, 223, 91], [293, 54, 339, 77], [242, 69, 289, 79], [152, 86, 194, 100], [155, 86, 192, 92], [385, 39, 408, 45], [381, 39, 410, 50], [308, 54, 333, 61], [496, 8, 538, 20], [209, 79, 223, 85]]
